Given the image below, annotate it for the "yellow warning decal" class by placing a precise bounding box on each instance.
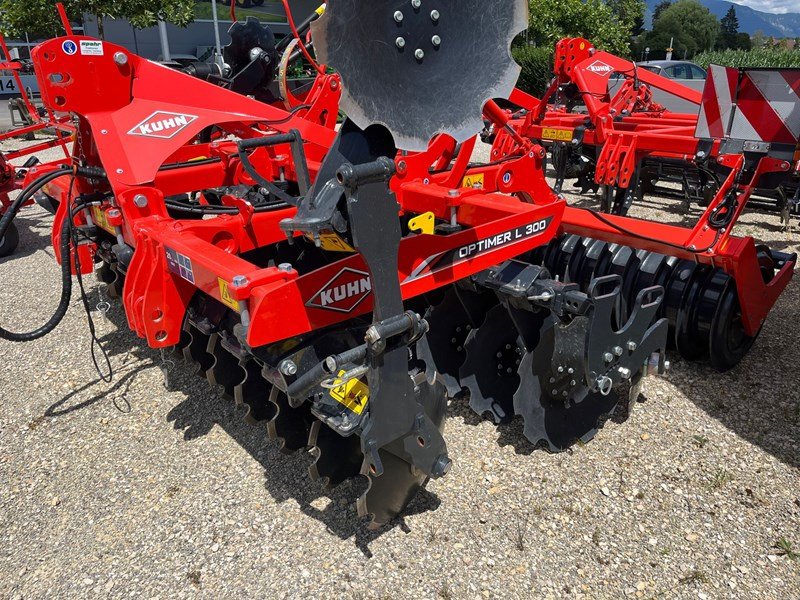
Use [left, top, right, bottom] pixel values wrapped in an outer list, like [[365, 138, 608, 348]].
[[309, 232, 355, 253], [217, 278, 241, 312], [91, 206, 115, 234], [315, 4, 326, 16], [409, 212, 435, 235], [541, 128, 574, 142], [461, 173, 485, 188], [328, 370, 369, 415]]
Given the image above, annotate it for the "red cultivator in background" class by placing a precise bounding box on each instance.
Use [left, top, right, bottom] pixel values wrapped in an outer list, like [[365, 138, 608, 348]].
[[489, 38, 800, 221], [0, 2, 795, 527], [0, 33, 74, 257]]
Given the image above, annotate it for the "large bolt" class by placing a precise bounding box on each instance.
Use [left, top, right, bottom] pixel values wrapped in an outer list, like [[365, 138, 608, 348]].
[[232, 275, 248, 287], [432, 454, 452, 478], [411, 0, 421, 8], [394, 10, 404, 22], [415, 48, 425, 60], [431, 35, 441, 47], [395, 36, 406, 49], [113, 51, 128, 66], [430, 9, 440, 21], [279, 359, 297, 376], [603, 352, 614, 363], [324, 356, 338, 372], [613, 346, 624, 357], [133, 194, 148, 208], [618, 367, 632, 380], [278, 263, 293, 273], [626, 341, 637, 352]]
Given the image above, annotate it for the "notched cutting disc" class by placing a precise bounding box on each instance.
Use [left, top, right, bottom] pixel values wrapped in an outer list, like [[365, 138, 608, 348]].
[[312, 0, 528, 151]]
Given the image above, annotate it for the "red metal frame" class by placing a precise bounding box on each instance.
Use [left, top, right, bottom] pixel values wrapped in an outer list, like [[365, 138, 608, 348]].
[[25, 33, 794, 353]]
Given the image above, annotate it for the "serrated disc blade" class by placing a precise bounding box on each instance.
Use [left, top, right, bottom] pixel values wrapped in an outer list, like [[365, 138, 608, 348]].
[[460, 303, 523, 423], [308, 420, 363, 487], [182, 325, 215, 376], [267, 387, 313, 453], [513, 319, 621, 451], [416, 287, 493, 396], [234, 360, 277, 424], [312, 0, 529, 151], [206, 334, 246, 400]]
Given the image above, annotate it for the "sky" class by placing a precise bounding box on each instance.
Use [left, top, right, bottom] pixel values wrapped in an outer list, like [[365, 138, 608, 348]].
[[730, 0, 799, 14]]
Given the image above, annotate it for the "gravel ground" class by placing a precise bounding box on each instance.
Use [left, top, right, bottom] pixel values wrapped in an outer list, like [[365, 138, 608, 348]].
[[1, 135, 799, 599]]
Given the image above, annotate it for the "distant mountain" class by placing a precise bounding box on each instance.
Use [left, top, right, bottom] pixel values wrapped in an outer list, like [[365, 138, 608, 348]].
[[644, 0, 800, 38]]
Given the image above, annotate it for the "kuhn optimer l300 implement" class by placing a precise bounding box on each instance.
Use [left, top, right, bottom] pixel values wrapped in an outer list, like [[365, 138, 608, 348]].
[[0, 2, 795, 526]]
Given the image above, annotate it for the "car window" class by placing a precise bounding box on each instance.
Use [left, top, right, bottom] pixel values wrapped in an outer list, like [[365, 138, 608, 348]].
[[689, 64, 707, 80], [640, 65, 661, 75], [665, 64, 688, 79]]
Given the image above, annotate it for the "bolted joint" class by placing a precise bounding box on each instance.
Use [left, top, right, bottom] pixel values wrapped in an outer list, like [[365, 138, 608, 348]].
[[431, 454, 452, 478], [133, 194, 148, 208], [279, 359, 298, 376], [113, 51, 128, 66], [232, 275, 248, 288], [365, 326, 381, 345]]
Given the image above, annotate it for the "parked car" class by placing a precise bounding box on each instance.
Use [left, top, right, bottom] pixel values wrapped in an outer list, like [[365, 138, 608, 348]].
[[638, 60, 707, 80]]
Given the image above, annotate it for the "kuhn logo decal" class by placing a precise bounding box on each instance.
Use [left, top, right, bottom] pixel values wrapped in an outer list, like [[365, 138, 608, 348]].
[[128, 111, 198, 139], [307, 268, 372, 313], [586, 60, 613, 75]]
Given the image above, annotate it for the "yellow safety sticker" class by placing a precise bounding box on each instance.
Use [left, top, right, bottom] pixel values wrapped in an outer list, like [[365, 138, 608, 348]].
[[541, 128, 574, 142], [217, 278, 241, 312], [310, 232, 355, 253], [315, 4, 326, 16], [91, 206, 115, 234], [409, 212, 435, 235], [461, 173, 485, 188], [328, 370, 369, 415]]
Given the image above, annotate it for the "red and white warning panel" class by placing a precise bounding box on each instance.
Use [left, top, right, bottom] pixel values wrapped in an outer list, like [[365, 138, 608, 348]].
[[696, 65, 800, 145]]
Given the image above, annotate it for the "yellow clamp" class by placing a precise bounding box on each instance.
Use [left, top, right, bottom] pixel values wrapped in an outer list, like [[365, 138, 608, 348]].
[[409, 212, 436, 235]]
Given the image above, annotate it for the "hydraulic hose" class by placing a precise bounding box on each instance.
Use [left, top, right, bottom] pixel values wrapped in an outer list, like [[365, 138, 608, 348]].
[[0, 167, 77, 341]]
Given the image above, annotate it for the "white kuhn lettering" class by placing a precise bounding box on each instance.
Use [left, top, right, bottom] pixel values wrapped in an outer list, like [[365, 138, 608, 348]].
[[586, 60, 613, 75], [127, 111, 198, 139], [319, 277, 371, 306]]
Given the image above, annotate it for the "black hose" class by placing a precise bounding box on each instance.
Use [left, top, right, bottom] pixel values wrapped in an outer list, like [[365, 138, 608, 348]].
[[0, 167, 104, 342]]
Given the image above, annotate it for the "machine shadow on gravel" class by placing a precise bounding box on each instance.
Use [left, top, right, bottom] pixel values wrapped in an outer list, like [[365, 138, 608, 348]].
[[0, 213, 54, 264], [42, 301, 439, 556]]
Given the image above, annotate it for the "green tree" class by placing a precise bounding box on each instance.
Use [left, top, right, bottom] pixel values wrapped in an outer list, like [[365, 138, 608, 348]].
[[644, 0, 720, 59], [607, 0, 646, 37], [719, 6, 740, 49], [0, 0, 195, 38], [652, 1, 672, 25], [526, 0, 633, 55]]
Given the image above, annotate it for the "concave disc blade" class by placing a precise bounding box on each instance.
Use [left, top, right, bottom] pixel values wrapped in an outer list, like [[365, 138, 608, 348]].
[[312, 0, 529, 150]]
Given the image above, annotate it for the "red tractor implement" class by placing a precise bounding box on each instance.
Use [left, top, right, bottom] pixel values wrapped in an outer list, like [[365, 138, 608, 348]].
[[1, 33, 74, 257], [0, 3, 795, 527], [488, 39, 800, 221]]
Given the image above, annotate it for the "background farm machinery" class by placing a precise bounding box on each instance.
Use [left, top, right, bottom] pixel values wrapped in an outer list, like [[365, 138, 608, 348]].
[[487, 38, 800, 222], [0, 1, 796, 527]]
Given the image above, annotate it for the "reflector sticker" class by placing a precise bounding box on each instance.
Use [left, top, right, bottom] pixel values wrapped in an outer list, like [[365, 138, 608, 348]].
[[217, 278, 240, 312], [165, 248, 195, 284], [328, 371, 369, 415], [306, 267, 372, 313], [461, 173, 485, 188], [128, 111, 199, 139], [541, 128, 574, 142]]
